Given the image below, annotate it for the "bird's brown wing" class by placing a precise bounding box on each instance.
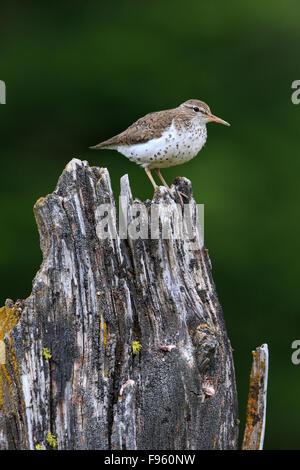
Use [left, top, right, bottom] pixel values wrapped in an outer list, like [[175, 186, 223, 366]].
[[90, 109, 176, 149]]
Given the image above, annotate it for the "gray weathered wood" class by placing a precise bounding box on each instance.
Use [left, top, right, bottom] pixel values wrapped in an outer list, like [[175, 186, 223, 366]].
[[0, 158, 239, 450]]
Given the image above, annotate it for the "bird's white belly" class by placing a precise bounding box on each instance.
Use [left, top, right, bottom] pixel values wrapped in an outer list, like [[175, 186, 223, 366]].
[[117, 122, 207, 169]]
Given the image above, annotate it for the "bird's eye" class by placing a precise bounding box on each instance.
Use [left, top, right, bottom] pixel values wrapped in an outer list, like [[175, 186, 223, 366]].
[[193, 106, 200, 112]]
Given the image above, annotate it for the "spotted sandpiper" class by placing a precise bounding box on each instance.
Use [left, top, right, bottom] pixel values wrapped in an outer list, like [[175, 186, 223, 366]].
[[90, 99, 230, 194]]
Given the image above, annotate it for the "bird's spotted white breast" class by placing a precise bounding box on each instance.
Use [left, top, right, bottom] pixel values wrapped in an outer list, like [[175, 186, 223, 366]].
[[116, 120, 208, 169]]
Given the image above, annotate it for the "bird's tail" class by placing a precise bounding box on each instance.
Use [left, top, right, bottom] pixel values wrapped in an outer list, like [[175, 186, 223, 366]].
[[89, 136, 118, 150], [89, 142, 105, 150]]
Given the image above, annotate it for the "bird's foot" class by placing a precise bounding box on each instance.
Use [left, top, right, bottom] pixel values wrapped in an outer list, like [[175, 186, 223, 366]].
[[177, 191, 189, 199]]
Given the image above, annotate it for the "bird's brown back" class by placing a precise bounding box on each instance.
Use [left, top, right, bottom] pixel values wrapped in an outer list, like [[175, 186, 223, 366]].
[[93, 108, 178, 148]]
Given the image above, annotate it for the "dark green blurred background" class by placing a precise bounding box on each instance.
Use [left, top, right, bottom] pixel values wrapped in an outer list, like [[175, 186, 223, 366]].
[[1, 0, 299, 449]]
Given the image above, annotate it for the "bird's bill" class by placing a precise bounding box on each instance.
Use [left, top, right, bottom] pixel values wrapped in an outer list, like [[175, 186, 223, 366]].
[[208, 114, 230, 126]]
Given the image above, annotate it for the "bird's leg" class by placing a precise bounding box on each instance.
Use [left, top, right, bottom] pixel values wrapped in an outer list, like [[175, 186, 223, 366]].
[[154, 168, 173, 197], [145, 167, 158, 191], [155, 169, 170, 190], [155, 168, 188, 201]]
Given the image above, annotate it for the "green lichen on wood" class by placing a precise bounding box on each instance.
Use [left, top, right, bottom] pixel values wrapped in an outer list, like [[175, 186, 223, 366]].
[[46, 432, 57, 449], [42, 347, 52, 360], [132, 341, 142, 355]]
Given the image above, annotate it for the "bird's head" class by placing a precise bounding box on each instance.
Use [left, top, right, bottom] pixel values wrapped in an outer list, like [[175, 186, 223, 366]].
[[180, 99, 230, 127]]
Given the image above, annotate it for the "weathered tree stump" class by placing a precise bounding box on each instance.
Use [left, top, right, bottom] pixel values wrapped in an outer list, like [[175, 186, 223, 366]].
[[0, 158, 239, 450]]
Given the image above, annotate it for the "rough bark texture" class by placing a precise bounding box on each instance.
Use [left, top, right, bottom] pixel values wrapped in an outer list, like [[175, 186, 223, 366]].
[[0, 158, 239, 450]]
